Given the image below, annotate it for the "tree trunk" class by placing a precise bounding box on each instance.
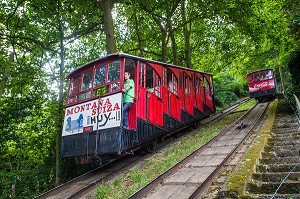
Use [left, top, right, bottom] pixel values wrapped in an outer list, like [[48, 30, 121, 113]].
[[134, 13, 144, 57], [181, 0, 192, 68], [153, 17, 167, 62], [55, 2, 65, 186], [167, 16, 178, 65], [277, 51, 286, 97], [102, 0, 116, 54]]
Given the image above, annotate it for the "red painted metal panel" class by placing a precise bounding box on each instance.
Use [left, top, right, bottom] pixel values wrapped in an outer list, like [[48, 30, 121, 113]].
[[148, 63, 163, 77], [136, 85, 146, 120], [203, 74, 214, 112], [147, 92, 163, 126], [196, 91, 204, 112], [248, 79, 276, 93], [185, 93, 194, 115], [161, 86, 169, 114], [195, 74, 204, 112], [206, 90, 214, 111], [169, 92, 181, 121], [178, 87, 185, 111], [128, 103, 136, 129]]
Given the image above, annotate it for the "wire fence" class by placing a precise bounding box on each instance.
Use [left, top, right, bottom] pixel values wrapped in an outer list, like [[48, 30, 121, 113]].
[[270, 94, 300, 198]]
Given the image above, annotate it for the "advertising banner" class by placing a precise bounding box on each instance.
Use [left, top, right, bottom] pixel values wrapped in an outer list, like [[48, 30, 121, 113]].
[[248, 79, 275, 93], [62, 92, 122, 136]]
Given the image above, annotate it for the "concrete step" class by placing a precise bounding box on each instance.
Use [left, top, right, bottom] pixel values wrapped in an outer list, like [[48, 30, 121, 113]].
[[267, 135, 300, 142], [267, 139, 300, 146], [245, 193, 300, 199], [252, 172, 300, 182], [256, 164, 300, 173], [261, 150, 299, 159], [246, 182, 300, 194], [270, 131, 300, 138], [264, 144, 300, 152], [259, 157, 299, 165]]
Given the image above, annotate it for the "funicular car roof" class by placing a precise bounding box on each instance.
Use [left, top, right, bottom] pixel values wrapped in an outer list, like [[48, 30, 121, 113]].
[[246, 68, 274, 77], [67, 53, 213, 79]]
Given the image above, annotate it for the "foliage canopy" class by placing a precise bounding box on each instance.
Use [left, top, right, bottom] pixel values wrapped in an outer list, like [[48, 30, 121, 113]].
[[0, 0, 299, 197]]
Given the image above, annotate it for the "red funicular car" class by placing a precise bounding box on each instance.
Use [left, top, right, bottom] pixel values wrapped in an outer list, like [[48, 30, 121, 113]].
[[246, 68, 277, 102], [61, 53, 215, 165]]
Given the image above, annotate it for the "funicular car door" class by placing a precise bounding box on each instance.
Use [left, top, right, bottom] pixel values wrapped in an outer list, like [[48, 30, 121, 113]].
[[183, 72, 194, 116], [135, 62, 164, 140], [167, 68, 181, 122], [203, 74, 214, 112], [146, 65, 163, 127], [195, 73, 204, 113], [124, 58, 137, 129]]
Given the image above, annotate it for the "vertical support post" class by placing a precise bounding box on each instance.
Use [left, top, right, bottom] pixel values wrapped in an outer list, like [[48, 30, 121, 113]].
[[277, 51, 286, 97], [293, 94, 300, 125], [12, 183, 15, 198], [279, 66, 286, 97]]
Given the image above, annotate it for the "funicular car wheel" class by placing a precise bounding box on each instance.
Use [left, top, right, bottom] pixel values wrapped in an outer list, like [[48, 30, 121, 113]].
[[145, 139, 158, 153]]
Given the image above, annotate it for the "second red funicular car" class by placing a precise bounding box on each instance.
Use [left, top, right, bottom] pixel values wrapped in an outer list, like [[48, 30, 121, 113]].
[[246, 68, 277, 102]]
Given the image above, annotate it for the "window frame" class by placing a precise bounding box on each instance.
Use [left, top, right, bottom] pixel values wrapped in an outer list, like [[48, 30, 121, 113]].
[[66, 59, 122, 106]]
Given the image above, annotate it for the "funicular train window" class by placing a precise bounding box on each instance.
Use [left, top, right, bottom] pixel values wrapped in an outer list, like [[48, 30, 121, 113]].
[[108, 60, 120, 91], [154, 73, 161, 97], [108, 61, 120, 82], [94, 64, 108, 96], [68, 76, 81, 103], [173, 75, 178, 95], [93, 60, 121, 97], [162, 67, 167, 87], [94, 65, 106, 86], [167, 68, 178, 95], [247, 74, 253, 83], [82, 70, 93, 91], [259, 71, 266, 79], [144, 63, 161, 98], [139, 63, 146, 87], [111, 82, 120, 91], [184, 74, 191, 94], [179, 73, 182, 88], [78, 70, 93, 101], [195, 75, 200, 94], [93, 86, 109, 96], [78, 92, 91, 101], [254, 73, 260, 81], [266, 70, 273, 78], [124, 58, 135, 86], [204, 77, 211, 92]]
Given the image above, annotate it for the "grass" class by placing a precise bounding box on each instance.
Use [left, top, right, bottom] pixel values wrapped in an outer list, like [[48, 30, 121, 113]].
[[95, 99, 257, 199], [236, 99, 257, 111], [226, 99, 278, 196]]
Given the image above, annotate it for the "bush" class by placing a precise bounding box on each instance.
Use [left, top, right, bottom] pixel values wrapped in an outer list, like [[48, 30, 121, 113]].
[[215, 91, 239, 107], [0, 168, 55, 199], [213, 72, 246, 109]]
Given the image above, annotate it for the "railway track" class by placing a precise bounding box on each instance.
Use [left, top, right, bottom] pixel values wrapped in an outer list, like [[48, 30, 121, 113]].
[[128, 101, 269, 199], [35, 98, 251, 199]]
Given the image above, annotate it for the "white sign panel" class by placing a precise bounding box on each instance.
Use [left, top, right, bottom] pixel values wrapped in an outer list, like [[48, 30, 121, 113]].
[[62, 92, 122, 136]]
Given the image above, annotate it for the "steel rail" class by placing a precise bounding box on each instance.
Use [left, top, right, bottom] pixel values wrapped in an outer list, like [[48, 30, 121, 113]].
[[188, 102, 269, 198], [128, 101, 267, 199], [35, 98, 251, 199]]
